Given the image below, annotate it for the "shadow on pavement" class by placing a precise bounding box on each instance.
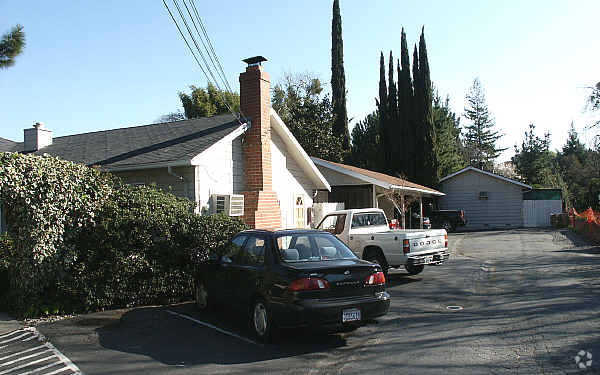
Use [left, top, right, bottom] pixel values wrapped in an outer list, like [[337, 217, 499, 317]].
[[94, 302, 351, 366]]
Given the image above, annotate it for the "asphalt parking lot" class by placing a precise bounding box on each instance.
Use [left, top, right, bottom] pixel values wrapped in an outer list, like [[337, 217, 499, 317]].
[[36, 229, 600, 374]]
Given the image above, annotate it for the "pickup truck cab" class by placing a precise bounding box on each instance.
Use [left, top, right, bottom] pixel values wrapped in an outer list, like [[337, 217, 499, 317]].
[[316, 208, 449, 276]]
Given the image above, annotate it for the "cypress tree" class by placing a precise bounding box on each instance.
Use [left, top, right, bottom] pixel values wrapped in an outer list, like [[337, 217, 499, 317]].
[[388, 51, 399, 173], [418, 27, 437, 186], [410, 44, 421, 181], [377, 52, 390, 172], [331, 0, 350, 152], [398, 28, 414, 179]]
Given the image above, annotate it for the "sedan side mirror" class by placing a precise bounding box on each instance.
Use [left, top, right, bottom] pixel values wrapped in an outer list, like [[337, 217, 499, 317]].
[[221, 256, 233, 264]]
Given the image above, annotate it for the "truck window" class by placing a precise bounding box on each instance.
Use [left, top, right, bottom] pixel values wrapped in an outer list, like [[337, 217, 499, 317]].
[[318, 214, 346, 235], [351, 212, 387, 228]]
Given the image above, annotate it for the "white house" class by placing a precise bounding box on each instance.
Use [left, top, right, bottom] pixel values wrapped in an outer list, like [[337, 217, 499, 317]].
[[0, 57, 330, 230]]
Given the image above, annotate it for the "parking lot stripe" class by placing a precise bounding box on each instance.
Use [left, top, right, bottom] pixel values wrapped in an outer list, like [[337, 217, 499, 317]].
[[14, 360, 61, 375], [44, 366, 74, 375], [0, 345, 48, 363], [0, 354, 56, 374], [165, 310, 263, 347], [0, 348, 53, 368], [0, 333, 31, 345], [0, 331, 26, 340]]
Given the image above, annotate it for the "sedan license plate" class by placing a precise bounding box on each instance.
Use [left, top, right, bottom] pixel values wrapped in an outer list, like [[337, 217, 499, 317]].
[[424, 255, 434, 264], [342, 308, 361, 322]]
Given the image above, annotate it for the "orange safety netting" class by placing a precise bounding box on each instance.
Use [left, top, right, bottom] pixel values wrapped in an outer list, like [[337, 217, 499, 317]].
[[569, 207, 600, 243]]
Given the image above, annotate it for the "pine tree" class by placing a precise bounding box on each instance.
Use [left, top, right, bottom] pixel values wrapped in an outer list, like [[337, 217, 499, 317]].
[[562, 122, 586, 163], [331, 0, 350, 152], [463, 78, 505, 169], [0, 24, 25, 70], [417, 28, 437, 186], [398, 28, 414, 179]]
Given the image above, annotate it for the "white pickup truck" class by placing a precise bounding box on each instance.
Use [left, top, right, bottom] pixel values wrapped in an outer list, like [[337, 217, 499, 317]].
[[316, 208, 449, 276]]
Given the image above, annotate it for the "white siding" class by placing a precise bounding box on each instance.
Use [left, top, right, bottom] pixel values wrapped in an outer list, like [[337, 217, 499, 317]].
[[271, 130, 316, 229], [194, 135, 241, 215], [439, 170, 524, 229]]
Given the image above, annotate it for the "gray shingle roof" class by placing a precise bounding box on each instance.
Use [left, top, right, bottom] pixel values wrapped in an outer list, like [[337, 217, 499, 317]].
[[23, 114, 242, 169], [0, 137, 21, 152]]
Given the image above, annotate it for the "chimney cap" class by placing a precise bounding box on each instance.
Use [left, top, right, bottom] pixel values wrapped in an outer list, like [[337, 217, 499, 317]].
[[33, 122, 45, 129], [243, 56, 267, 67]]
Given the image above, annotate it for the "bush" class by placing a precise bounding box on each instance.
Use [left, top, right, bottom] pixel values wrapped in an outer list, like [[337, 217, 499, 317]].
[[0, 152, 248, 317]]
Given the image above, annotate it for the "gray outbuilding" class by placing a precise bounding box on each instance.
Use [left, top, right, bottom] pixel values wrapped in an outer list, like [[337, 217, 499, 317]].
[[438, 166, 532, 230]]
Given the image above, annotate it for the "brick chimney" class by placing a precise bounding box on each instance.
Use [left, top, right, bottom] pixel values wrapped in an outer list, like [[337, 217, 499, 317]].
[[239, 56, 282, 229], [24, 122, 53, 152]]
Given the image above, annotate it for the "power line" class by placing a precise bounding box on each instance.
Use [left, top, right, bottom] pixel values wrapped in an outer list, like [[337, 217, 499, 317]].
[[162, 0, 241, 123]]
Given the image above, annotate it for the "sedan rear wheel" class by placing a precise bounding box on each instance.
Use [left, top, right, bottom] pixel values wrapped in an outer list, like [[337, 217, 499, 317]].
[[252, 298, 273, 342]]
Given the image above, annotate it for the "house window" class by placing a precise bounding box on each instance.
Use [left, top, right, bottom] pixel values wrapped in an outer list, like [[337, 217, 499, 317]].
[[479, 191, 489, 200]]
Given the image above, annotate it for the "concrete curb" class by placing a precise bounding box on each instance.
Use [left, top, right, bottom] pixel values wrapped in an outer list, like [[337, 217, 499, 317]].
[[0, 311, 21, 335]]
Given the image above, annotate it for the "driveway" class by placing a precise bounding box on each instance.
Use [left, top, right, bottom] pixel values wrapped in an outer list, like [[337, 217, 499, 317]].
[[36, 229, 600, 374]]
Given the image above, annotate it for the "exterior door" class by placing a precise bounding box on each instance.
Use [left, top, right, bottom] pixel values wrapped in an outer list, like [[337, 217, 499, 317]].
[[294, 194, 305, 228]]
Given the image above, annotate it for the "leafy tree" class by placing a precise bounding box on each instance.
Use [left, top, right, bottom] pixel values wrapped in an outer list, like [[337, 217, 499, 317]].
[[349, 111, 380, 171], [178, 83, 240, 119], [0, 24, 25, 70], [433, 93, 466, 179], [512, 123, 555, 187], [586, 82, 600, 128], [272, 73, 344, 162], [463, 78, 505, 170], [331, 0, 350, 151], [156, 111, 186, 123]]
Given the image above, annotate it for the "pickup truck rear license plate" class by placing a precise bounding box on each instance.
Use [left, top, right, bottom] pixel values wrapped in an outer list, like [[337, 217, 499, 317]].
[[342, 308, 361, 322], [424, 255, 434, 264]]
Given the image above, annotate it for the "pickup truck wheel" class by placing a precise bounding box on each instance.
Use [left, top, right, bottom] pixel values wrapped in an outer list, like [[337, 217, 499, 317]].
[[405, 264, 424, 275], [365, 252, 389, 277], [194, 279, 211, 311]]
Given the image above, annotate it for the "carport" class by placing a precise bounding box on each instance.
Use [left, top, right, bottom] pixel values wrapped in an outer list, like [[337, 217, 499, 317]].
[[311, 158, 445, 228]]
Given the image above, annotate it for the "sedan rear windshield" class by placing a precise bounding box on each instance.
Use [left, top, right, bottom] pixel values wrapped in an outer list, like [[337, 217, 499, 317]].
[[275, 233, 357, 262]]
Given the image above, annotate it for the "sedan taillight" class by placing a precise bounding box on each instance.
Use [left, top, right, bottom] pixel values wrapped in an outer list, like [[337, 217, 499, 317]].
[[365, 272, 386, 286], [290, 277, 329, 291], [444, 234, 448, 247], [403, 239, 410, 254]]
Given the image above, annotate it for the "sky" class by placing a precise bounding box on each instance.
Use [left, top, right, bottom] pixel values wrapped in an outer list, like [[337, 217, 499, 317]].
[[1, 1, 599, 162]]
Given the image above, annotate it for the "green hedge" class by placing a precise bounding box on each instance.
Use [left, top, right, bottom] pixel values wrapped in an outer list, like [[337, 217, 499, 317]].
[[0, 153, 248, 317]]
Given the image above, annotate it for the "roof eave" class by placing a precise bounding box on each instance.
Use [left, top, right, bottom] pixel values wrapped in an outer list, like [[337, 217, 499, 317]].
[[270, 109, 331, 191]]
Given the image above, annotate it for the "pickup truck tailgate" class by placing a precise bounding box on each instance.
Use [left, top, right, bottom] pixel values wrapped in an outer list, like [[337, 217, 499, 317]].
[[400, 229, 447, 255]]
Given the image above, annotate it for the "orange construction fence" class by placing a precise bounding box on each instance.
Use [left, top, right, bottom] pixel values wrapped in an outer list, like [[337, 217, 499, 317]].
[[569, 207, 600, 243]]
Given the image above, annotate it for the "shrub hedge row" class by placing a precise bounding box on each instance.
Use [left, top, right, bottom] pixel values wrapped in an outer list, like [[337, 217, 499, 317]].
[[0, 153, 248, 317]]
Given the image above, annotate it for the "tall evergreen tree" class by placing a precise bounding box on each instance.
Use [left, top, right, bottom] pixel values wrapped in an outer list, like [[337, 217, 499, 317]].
[[331, 0, 350, 152], [562, 122, 587, 163], [0, 24, 25, 70], [463, 78, 505, 170], [410, 44, 422, 181], [397, 28, 414, 178], [388, 51, 399, 170], [377, 52, 391, 172], [416, 28, 437, 187], [350, 111, 380, 171]]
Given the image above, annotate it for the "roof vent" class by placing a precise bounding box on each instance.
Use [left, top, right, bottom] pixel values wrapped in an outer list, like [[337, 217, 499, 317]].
[[243, 56, 267, 67]]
